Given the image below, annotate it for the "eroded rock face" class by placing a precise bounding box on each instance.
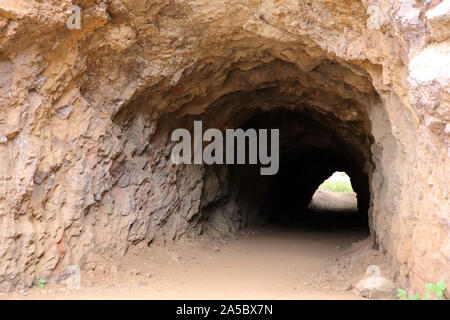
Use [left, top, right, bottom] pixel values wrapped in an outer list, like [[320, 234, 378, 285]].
[[0, 0, 448, 293]]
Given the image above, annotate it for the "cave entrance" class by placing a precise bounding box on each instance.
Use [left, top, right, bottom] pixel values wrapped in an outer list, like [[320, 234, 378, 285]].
[[107, 56, 382, 297], [188, 107, 372, 240], [115, 56, 379, 254]]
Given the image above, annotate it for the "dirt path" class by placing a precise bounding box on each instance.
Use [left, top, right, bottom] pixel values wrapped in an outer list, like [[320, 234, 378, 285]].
[[308, 190, 358, 212], [1, 214, 374, 300]]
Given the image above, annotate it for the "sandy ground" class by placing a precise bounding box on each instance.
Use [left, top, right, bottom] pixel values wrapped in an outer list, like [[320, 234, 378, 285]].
[[0, 224, 375, 300], [1, 192, 395, 300]]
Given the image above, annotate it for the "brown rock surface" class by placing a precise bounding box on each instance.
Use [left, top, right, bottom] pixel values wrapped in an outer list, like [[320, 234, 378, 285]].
[[0, 0, 448, 294]]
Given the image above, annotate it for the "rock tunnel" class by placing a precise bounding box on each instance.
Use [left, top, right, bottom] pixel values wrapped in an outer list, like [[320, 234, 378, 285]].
[[0, 0, 448, 294], [112, 56, 377, 241]]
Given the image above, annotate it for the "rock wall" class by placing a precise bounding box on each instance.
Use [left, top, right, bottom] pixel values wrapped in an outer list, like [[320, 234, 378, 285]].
[[0, 0, 448, 293]]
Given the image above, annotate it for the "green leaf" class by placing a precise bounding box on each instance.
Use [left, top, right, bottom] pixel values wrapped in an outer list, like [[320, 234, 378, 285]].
[[422, 293, 430, 300], [36, 278, 46, 288], [397, 289, 407, 298], [425, 283, 435, 291], [437, 280, 446, 291], [411, 294, 421, 300]]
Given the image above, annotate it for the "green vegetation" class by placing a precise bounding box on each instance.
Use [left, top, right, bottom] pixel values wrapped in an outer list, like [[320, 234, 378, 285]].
[[318, 180, 354, 193], [36, 279, 46, 289], [397, 280, 446, 300]]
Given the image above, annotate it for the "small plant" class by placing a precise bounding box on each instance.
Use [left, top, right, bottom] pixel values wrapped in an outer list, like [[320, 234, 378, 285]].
[[425, 281, 446, 300], [397, 280, 446, 300], [397, 289, 422, 300], [36, 278, 46, 289]]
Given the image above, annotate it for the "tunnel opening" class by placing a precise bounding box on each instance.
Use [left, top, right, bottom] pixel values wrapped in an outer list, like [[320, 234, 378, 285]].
[[157, 103, 372, 241], [106, 56, 381, 289], [309, 171, 357, 212], [308, 171, 358, 214]]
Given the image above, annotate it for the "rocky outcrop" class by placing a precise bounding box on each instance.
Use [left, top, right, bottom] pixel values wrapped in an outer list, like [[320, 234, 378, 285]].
[[0, 0, 448, 293]]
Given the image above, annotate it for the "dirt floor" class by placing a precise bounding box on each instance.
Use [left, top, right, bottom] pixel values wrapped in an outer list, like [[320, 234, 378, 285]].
[[0, 192, 396, 300]]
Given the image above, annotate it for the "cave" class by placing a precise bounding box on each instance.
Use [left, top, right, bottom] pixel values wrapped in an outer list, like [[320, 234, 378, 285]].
[[0, 0, 448, 296], [203, 107, 372, 239], [160, 105, 373, 238], [110, 57, 378, 244]]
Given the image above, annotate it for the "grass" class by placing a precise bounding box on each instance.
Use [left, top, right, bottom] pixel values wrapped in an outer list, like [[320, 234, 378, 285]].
[[318, 180, 354, 193]]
